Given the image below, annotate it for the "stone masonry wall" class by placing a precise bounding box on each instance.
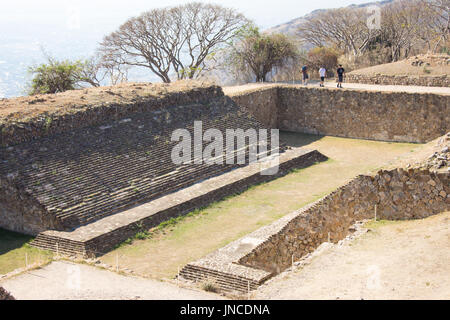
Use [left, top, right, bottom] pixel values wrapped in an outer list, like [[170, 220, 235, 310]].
[[227, 87, 279, 129], [346, 74, 449, 87], [277, 86, 449, 143], [0, 177, 62, 235], [238, 168, 449, 274]]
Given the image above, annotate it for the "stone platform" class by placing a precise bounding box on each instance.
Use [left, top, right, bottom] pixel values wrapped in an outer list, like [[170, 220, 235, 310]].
[[179, 202, 308, 293], [31, 148, 327, 256]]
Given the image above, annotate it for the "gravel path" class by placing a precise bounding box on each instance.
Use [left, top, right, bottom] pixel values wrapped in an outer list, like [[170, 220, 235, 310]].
[[223, 82, 450, 95], [0, 261, 223, 300], [254, 211, 450, 300]]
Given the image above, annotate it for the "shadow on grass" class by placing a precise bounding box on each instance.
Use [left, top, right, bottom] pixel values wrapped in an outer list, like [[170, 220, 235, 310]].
[[280, 131, 324, 148], [0, 228, 34, 255]]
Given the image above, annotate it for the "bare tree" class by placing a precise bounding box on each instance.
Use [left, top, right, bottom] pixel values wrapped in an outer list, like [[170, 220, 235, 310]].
[[297, 7, 378, 57], [421, 0, 450, 52], [73, 56, 107, 87], [298, 0, 449, 64], [380, 1, 425, 61], [98, 2, 249, 83]]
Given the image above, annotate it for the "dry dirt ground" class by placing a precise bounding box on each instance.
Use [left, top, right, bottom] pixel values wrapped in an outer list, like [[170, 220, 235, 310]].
[[223, 81, 450, 95], [0, 260, 222, 300], [0, 80, 212, 121], [254, 211, 450, 300], [348, 54, 450, 76]]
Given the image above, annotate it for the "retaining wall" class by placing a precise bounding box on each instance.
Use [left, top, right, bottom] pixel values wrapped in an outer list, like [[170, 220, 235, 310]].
[[346, 74, 449, 87], [227, 86, 279, 128], [0, 83, 223, 147], [182, 167, 449, 293], [229, 85, 449, 143], [238, 168, 450, 274]]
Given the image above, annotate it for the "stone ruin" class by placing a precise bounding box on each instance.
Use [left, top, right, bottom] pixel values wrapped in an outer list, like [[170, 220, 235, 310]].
[[0, 82, 326, 256], [0, 81, 448, 293], [181, 134, 450, 294]]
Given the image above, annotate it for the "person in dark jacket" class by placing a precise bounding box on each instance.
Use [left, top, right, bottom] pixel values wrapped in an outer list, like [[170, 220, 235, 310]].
[[301, 65, 309, 85], [336, 65, 345, 88]]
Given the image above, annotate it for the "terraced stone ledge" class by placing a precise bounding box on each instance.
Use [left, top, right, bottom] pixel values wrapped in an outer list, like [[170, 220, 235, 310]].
[[181, 166, 449, 294], [180, 203, 306, 293], [31, 148, 327, 256]]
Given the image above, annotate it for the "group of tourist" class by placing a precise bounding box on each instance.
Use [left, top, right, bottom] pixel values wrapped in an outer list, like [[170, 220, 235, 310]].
[[301, 65, 345, 88]]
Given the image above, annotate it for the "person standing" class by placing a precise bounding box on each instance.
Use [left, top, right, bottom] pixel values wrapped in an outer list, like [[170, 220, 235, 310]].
[[301, 65, 309, 85], [319, 66, 326, 87], [336, 64, 345, 88]]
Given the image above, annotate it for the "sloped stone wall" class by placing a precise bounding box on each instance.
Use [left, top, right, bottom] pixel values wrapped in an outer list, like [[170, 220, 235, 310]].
[[346, 74, 449, 87], [227, 86, 279, 128], [238, 168, 450, 274], [0, 177, 62, 235], [0, 95, 274, 234]]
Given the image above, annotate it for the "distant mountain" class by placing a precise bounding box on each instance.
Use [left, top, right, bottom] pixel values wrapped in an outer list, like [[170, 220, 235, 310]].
[[265, 0, 394, 35]]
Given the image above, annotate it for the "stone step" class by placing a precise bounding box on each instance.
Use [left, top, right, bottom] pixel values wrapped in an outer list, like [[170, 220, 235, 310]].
[[179, 266, 260, 293]]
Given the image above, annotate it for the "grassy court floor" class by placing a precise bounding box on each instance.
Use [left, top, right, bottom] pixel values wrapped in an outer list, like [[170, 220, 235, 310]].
[[98, 132, 422, 279]]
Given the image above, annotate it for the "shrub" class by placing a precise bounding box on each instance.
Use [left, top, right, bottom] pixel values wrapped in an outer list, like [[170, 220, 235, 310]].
[[28, 55, 104, 95], [28, 59, 83, 95], [423, 66, 432, 74], [201, 280, 219, 293], [134, 231, 150, 240]]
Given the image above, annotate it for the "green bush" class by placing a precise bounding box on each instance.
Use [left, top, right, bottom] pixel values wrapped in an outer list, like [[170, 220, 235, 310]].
[[28, 59, 83, 95]]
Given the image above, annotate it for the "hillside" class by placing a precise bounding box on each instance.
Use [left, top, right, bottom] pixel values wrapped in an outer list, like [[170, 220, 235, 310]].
[[348, 54, 450, 76], [266, 0, 393, 35]]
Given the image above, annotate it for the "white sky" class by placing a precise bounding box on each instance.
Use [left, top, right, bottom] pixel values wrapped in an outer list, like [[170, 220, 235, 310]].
[[0, 0, 376, 30]]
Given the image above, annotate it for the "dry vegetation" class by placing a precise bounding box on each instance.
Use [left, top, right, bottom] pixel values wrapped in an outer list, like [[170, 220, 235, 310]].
[[349, 54, 450, 76]]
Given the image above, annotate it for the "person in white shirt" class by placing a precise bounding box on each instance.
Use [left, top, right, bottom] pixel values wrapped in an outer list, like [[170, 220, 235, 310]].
[[319, 66, 326, 87]]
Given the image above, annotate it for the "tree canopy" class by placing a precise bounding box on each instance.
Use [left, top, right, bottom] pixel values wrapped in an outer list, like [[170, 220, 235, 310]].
[[99, 2, 249, 83], [228, 26, 298, 82], [297, 0, 450, 62]]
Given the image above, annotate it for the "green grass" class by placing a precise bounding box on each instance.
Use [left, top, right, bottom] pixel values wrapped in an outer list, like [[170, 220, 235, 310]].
[[0, 229, 53, 275], [364, 219, 397, 230]]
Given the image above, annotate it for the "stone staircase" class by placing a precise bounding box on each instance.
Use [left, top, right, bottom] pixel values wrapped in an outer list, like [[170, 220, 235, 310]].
[[31, 234, 86, 256], [1, 96, 279, 232], [179, 264, 264, 294], [29, 148, 326, 258]]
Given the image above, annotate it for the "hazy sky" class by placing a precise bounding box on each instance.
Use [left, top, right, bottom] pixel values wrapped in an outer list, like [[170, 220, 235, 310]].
[[0, 0, 375, 30], [0, 0, 378, 97]]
